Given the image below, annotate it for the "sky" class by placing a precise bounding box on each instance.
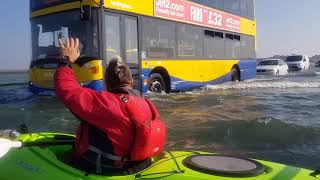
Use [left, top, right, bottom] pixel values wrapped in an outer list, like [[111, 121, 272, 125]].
[[0, 0, 320, 70], [256, 0, 320, 58]]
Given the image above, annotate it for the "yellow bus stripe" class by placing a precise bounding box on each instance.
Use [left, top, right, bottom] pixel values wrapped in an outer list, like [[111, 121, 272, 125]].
[[29, 60, 103, 88], [240, 18, 256, 36], [142, 59, 239, 82], [31, 1, 99, 18]]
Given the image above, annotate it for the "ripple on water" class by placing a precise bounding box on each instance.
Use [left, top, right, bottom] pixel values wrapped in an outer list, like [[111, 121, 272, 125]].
[[0, 86, 35, 105], [166, 118, 320, 152]]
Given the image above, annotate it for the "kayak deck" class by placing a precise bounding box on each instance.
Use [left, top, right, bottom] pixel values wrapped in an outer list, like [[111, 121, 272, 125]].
[[0, 133, 318, 180]]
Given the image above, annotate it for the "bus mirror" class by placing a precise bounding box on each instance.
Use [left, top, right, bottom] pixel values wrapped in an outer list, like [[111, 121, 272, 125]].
[[80, 4, 92, 21]]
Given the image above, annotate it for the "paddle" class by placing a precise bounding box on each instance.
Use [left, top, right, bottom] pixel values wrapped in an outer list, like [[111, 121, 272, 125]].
[[0, 138, 22, 158], [0, 135, 75, 158]]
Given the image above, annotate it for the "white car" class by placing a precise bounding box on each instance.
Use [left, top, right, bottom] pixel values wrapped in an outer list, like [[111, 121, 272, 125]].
[[257, 59, 288, 75], [285, 55, 310, 71]]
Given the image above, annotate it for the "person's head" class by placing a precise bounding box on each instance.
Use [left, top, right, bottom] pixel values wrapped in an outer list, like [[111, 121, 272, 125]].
[[105, 56, 133, 91]]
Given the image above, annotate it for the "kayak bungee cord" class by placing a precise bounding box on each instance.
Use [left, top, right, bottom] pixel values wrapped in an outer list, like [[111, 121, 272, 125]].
[[135, 170, 177, 179], [166, 151, 184, 174], [135, 151, 187, 178]]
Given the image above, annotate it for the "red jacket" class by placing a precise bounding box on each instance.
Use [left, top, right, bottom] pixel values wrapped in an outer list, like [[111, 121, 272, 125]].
[[54, 67, 164, 160]]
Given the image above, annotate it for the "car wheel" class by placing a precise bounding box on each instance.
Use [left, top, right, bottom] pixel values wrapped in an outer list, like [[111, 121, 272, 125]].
[[231, 68, 240, 82], [147, 73, 166, 93]]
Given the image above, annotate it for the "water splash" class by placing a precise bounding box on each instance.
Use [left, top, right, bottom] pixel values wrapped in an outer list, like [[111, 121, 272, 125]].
[[207, 80, 320, 90]]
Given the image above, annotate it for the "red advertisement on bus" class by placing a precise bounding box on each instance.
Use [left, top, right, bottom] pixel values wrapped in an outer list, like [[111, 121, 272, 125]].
[[154, 0, 240, 33]]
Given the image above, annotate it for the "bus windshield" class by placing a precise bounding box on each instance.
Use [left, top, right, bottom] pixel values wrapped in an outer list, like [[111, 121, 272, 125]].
[[31, 10, 99, 61]]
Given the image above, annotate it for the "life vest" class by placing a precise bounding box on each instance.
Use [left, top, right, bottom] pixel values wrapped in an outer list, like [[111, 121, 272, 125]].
[[120, 95, 166, 161], [76, 94, 166, 164]]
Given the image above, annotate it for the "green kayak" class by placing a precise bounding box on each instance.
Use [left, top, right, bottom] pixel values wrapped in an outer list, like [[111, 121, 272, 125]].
[[0, 133, 318, 180]]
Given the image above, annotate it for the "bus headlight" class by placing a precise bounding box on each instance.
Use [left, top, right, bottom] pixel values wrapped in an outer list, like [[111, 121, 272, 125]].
[[143, 79, 148, 86], [89, 66, 100, 74]]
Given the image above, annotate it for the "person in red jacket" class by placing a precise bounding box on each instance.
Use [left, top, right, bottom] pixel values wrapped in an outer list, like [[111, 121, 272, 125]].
[[54, 37, 166, 175]]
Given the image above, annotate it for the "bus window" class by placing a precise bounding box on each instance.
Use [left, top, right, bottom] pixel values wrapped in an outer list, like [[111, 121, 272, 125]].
[[249, 36, 256, 58], [105, 13, 121, 61], [191, 0, 224, 11], [234, 35, 241, 58], [204, 30, 224, 59], [247, 0, 255, 19], [240, 35, 249, 59], [225, 34, 241, 59], [141, 18, 176, 59], [240, 35, 255, 59], [177, 24, 202, 58], [225, 38, 233, 59], [240, 0, 248, 18], [224, 0, 241, 16], [214, 0, 224, 9], [124, 16, 138, 68]]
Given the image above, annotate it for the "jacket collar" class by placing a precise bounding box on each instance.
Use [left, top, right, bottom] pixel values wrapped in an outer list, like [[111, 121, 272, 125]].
[[108, 87, 141, 97]]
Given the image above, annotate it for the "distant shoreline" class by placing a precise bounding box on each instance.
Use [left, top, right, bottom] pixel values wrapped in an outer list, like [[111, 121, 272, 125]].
[[0, 70, 28, 74]]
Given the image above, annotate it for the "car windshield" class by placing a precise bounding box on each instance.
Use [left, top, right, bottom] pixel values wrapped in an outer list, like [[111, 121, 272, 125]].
[[286, 55, 302, 62], [258, 60, 278, 66], [30, 10, 99, 61]]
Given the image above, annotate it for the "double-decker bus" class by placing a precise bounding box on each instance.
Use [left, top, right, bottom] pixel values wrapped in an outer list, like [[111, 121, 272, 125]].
[[29, 0, 256, 95]]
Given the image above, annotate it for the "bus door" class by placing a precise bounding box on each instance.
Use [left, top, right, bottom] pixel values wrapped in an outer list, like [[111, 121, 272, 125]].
[[104, 12, 140, 91]]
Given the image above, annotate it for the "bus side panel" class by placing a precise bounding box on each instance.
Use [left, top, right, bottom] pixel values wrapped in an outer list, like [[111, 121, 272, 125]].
[[141, 68, 205, 93], [141, 59, 256, 93], [141, 70, 237, 93], [141, 69, 152, 93], [170, 77, 204, 92], [238, 59, 257, 81]]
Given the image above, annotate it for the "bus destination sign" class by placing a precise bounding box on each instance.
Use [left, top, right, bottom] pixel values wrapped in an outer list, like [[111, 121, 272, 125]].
[[154, 0, 240, 33]]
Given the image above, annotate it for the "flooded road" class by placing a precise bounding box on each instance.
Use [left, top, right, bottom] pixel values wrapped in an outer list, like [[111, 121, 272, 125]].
[[1, 70, 320, 169]]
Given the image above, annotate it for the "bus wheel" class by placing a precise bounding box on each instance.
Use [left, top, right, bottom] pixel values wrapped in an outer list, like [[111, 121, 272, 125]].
[[231, 68, 240, 82], [148, 73, 166, 93]]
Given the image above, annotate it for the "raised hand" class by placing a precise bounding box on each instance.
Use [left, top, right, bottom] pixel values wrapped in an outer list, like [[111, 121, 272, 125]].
[[58, 37, 80, 63]]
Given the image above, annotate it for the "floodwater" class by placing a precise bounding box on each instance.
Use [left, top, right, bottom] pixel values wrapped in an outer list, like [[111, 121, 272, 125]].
[[0, 69, 320, 170]]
